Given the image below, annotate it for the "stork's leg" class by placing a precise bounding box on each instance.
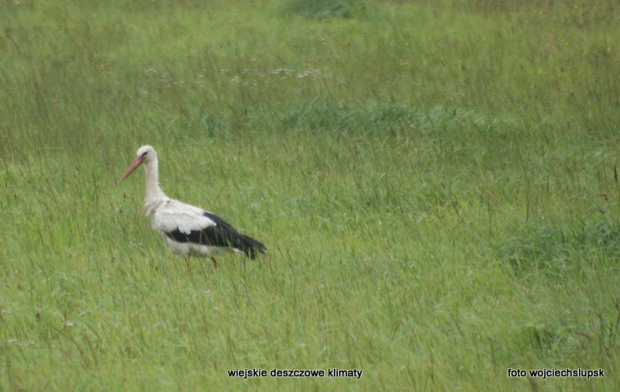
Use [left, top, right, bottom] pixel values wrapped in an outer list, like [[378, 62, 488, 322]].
[[184, 257, 191, 275], [211, 257, 218, 269]]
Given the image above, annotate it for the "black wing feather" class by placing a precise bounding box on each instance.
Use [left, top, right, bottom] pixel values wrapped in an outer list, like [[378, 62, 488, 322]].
[[164, 211, 266, 259]]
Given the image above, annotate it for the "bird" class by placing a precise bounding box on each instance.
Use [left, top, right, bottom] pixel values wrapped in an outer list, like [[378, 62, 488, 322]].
[[118, 145, 266, 269]]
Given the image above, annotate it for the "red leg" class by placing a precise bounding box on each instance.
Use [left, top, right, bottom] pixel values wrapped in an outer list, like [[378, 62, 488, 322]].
[[211, 257, 218, 269]]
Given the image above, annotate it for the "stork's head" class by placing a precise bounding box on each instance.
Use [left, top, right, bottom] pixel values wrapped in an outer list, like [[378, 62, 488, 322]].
[[118, 145, 157, 183]]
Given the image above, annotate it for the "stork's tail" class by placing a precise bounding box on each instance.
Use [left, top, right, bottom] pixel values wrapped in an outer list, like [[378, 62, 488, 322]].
[[239, 234, 267, 259]]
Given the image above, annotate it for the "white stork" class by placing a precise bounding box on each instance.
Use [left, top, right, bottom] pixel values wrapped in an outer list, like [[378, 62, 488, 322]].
[[118, 145, 266, 268]]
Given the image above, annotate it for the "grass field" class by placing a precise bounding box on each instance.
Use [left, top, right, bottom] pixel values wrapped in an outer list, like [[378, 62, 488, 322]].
[[1, 0, 619, 390]]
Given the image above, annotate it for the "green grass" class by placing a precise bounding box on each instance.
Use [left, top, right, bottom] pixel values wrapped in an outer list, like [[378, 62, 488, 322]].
[[1, 0, 619, 390], [281, 0, 367, 20]]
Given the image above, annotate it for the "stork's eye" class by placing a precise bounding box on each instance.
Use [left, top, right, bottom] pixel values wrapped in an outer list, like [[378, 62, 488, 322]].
[[141, 151, 148, 158]]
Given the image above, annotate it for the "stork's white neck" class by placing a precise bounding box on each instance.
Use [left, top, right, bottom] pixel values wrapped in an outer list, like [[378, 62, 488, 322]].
[[142, 158, 167, 218]]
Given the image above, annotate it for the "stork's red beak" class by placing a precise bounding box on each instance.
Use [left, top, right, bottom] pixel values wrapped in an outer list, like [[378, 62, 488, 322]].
[[118, 157, 144, 183]]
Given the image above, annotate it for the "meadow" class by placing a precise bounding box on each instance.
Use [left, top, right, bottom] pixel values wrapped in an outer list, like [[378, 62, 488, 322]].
[[0, 0, 619, 390]]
